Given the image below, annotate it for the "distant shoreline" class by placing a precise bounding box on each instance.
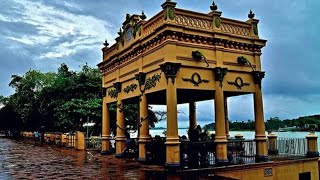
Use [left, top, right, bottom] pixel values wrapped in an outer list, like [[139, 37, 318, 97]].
[[151, 128, 188, 130]]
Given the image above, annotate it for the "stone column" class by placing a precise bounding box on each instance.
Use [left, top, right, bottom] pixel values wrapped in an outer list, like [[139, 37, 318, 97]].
[[138, 93, 151, 161], [115, 99, 126, 157], [160, 62, 181, 167], [188, 101, 197, 132], [252, 71, 268, 162], [224, 97, 230, 140], [306, 133, 319, 158], [213, 67, 228, 166], [101, 98, 112, 155], [235, 134, 244, 140]]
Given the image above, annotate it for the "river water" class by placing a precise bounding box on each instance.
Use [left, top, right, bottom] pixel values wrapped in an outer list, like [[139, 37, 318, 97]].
[[148, 129, 320, 150]]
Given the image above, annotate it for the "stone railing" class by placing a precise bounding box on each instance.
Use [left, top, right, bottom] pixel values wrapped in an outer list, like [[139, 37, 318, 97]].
[[175, 14, 212, 30], [142, 11, 165, 37], [175, 9, 251, 36], [101, 9, 253, 65], [220, 20, 251, 36]]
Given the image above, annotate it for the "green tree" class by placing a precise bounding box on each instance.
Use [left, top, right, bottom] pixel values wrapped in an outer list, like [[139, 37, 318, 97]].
[[1, 63, 162, 135]]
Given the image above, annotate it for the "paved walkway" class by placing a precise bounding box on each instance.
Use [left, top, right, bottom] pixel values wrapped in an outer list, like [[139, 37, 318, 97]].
[[0, 138, 142, 179]]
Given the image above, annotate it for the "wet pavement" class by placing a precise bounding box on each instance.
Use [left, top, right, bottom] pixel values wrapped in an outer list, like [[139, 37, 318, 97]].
[[0, 137, 230, 180], [0, 137, 145, 179]]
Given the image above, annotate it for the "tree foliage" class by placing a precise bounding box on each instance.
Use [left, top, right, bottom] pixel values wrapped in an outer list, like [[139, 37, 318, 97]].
[[0, 64, 161, 135], [203, 115, 320, 131]]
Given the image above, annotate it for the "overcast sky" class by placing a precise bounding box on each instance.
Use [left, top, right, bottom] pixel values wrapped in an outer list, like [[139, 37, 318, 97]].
[[1, 0, 319, 128]]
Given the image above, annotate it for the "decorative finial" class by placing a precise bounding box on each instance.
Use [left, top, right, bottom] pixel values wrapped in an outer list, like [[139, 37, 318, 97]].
[[126, 14, 131, 20], [118, 28, 122, 36], [210, 1, 218, 11], [103, 39, 109, 47], [140, 10, 147, 20], [248, 10, 255, 19], [166, 0, 172, 2]]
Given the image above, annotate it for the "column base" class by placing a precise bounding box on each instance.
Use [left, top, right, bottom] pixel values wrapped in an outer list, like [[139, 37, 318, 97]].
[[116, 137, 126, 155], [268, 149, 278, 155], [165, 137, 180, 167], [137, 158, 146, 162], [307, 151, 319, 158], [255, 155, 269, 162], [215, 159, 229, 166], [101, 150, 112, 155], [115, 153, 125, 158], [165, 162, 180, 169]]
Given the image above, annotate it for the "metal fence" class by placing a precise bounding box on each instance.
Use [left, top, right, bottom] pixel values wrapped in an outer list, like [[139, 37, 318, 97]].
[[85, 136, 102, 151], [227, 140, 256, 165], [146, 137, 309, 168], [66, 133, 76, 148], [269, 137, 307, 160], [180, 141, 216, 168]]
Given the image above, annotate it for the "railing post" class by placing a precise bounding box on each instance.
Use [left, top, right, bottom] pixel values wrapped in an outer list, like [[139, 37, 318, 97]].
[[75, 131, 85, 150], [235, 134, 244, 140], [306, 133, 319, 158], [267, 133, 278, 155]]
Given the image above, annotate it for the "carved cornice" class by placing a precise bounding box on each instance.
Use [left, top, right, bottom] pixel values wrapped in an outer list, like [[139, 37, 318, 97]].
[[182, 73, 209, 86], [99, 31, 265, 75], [227, 77, 250, 89], [99, 4, 267, 71], [160, 62, 181, 84]]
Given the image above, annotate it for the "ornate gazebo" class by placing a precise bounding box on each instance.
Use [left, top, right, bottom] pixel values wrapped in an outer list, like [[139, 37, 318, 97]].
[[98, 1, 268, 167]]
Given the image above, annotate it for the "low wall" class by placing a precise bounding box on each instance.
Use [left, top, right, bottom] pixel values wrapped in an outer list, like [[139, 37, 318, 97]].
[[20, 131, 85, 150], [213, 158, 319, 180]]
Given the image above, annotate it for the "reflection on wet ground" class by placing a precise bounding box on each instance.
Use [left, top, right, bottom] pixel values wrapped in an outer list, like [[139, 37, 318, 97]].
[[0, 137, 144, 179], [0, 137, 229, 180]]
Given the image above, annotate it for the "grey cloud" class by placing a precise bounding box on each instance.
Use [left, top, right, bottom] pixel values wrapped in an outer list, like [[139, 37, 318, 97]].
[[0, 41, 37, 96], [1, 0, 320, 122]]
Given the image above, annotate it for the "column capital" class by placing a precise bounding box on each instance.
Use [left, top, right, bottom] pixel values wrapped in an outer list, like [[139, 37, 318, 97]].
[[113, 82, 122, 93], [101, 135, 112, 140], [135, 72, 146, 86], [160, 62, 181, 84], [107, 82, 122, 99], [213, 67, 228, 81], [213, 67, 228, 87], [252, 71, 265, 88], [102, 87, 107, 97]]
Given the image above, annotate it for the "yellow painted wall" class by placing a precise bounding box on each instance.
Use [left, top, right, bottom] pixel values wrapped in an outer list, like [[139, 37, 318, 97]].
[[75, 131, 85, 150], [215, 159, 319, 180], [176, 67, 214, 90]]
